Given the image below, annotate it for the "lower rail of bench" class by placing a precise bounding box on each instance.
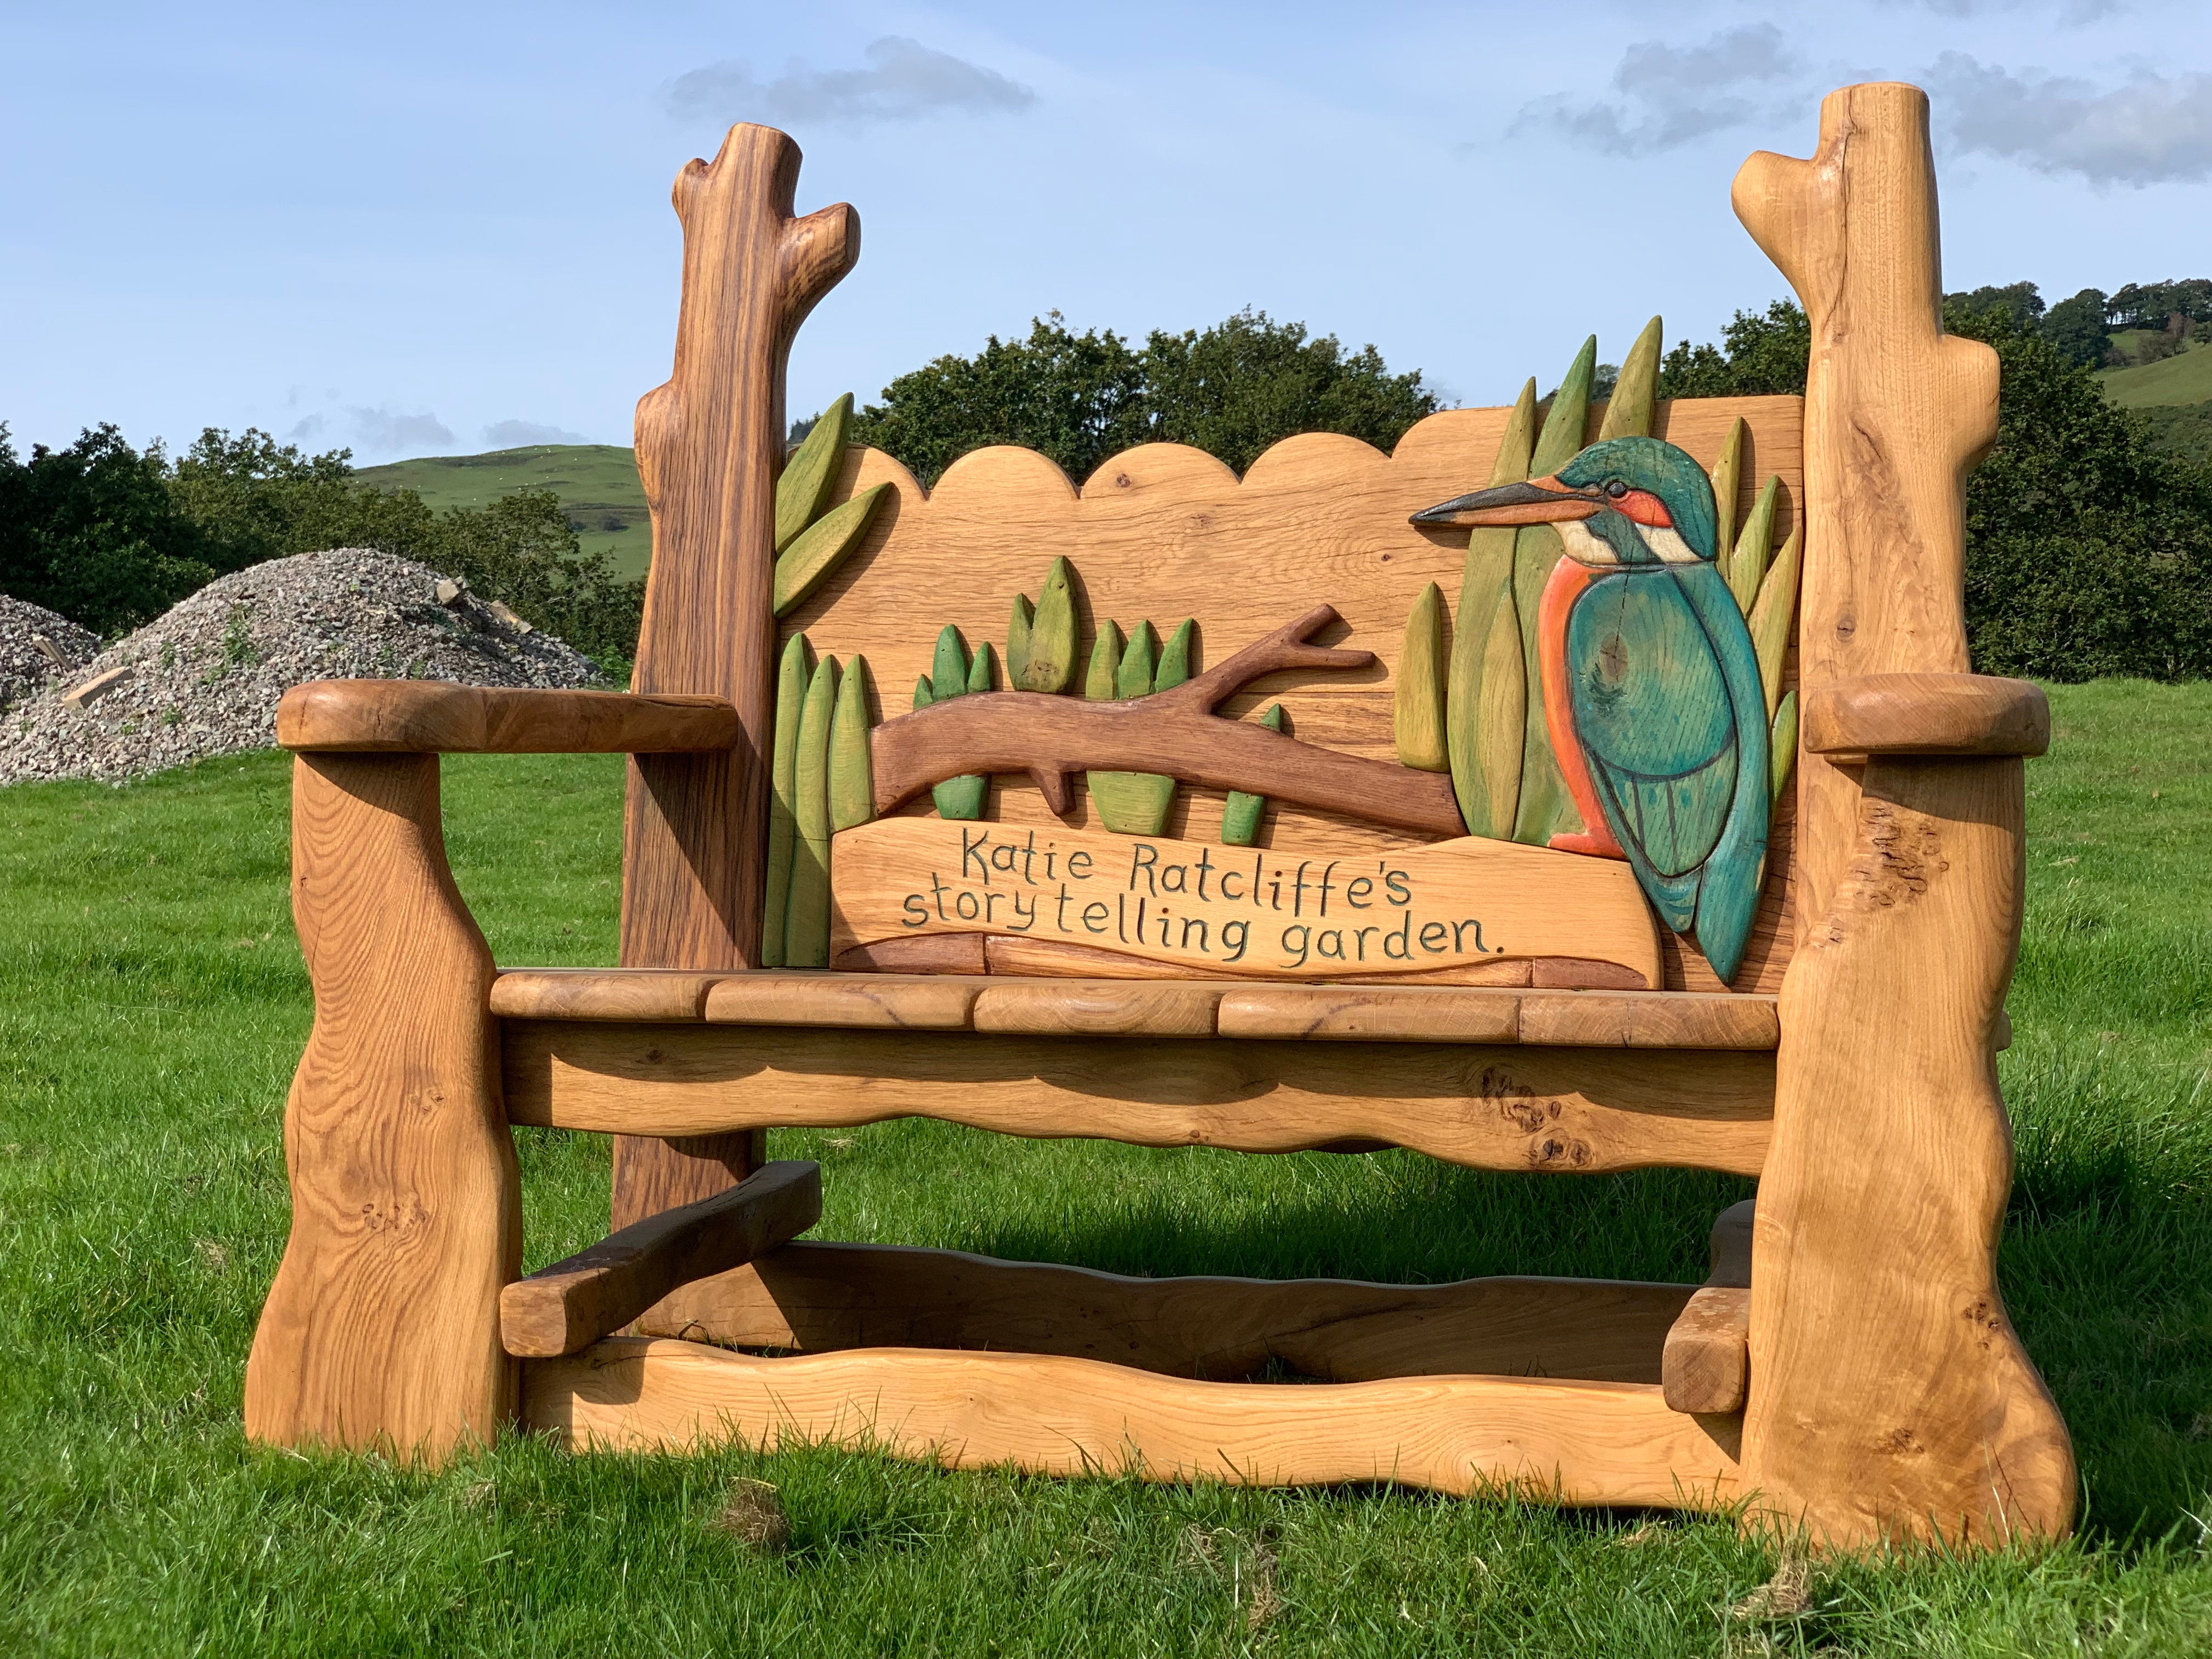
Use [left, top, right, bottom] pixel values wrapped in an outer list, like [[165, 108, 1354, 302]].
[[521, 1338, 1744, 1508], [500, 1023, 1774, 1175], [634, 1240, 1701, 1384]]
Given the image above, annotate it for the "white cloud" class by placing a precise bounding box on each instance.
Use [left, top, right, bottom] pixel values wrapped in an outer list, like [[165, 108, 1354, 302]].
[[1928, 53, 2212, 185], [483, 419, 588, 448], [286, 407, 454, 458], [1516, 25, 1798, 156], [666, 37, 1035, 129]]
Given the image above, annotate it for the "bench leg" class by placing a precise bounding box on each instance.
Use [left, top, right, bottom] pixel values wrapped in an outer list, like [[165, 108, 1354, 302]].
[[1745, 757, 2074, 1546], [245, 753, 520, 1460]]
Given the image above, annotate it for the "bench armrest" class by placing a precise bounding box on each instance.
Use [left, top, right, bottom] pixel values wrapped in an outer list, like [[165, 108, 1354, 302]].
[[276, 681, 740, 754], [1801, 673, 2049, 760]]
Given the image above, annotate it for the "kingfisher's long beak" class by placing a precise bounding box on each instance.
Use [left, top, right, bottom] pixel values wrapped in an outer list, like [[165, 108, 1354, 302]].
[[1410, 476, 1604, 529]]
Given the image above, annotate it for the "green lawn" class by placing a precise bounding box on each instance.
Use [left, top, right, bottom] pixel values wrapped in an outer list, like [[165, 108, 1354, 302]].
[[356, 445, 652, 579], [3, 680, 2210, 1655]]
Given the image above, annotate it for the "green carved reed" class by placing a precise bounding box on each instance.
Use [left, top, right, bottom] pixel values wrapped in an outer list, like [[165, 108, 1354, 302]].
[[1445, 378, 1534, 840], [760, 631, 811, 968], [1510, 333, 1596, 848], [829, 655, 875, 833], [926, 625, 991, 820], [1008, 557, 1079, 693], [1396, 581, 1448, 773], [1088, 618, 1190, 834], [1710, 417, 1745, 583], [1596, 316, 1664, 443], [775, 392, 853, 552], [1220, 702, 1284, 847], [785, 653, 840, 968]]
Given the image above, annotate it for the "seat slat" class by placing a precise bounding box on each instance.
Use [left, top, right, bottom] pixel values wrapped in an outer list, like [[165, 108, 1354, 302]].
[[489, 969, 1781, 1051]]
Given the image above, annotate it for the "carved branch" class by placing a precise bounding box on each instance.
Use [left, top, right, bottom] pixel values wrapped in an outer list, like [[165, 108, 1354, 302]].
[[868, 605, 1464, 838]]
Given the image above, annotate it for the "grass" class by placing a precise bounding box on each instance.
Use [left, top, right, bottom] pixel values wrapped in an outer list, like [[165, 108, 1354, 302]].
[[2097, 334, 2212, 409], [356, 445, 652, 578], [2, 679, 2210, 1654]]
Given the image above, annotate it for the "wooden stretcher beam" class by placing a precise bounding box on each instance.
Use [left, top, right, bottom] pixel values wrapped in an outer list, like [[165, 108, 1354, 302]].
[[276, 682, 740, 754], [1661, 1199, 1756, 1414], [499, 1160, 821, 1358], [486, 969, 1783, 1051], [499, 1020, 1774, 1175], [523, 1337, 1745, 1507], [636, 1239, 1700, 1384]]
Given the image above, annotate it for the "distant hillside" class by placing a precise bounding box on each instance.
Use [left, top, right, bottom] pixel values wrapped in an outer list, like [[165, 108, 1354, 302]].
[[357, 444, 650, 578], [2097, 335, 2212, 409]]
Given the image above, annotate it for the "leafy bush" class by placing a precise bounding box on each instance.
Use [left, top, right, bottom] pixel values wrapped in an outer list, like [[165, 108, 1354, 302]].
[[1654, 298, 2212, 681], [0, 425, 214, 634], [850, 309, 1438, 486]]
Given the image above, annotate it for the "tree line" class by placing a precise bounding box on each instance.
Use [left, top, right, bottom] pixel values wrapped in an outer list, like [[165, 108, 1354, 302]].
[[5, 295, 2203, 687], [0, 426, 642, 672]]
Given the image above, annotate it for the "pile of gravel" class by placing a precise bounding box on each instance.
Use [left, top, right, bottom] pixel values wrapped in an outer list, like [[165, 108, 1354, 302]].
[[1, 596, 99, 713], [0, 549, 603, 785]]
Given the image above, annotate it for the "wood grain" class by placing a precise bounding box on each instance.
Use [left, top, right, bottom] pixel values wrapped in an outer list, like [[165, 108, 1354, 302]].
[[615, 123, 857, 1226], [275, 682, 738, 754], [780, 397, 1803, 994], [1658, 1199, 1759, 1415], [703, 972, 981, 1029], [829, 819, 1661, 988], [245, 754, 518, 1460], [500, 1020, 1774, 1174], [489, 970, 729, 1022], [499, 1161, 820, 1358], [639, 1241, 1697, 1383], [1802, 673, 2050, 759], [1215, 985, 1778, 1049], [1733, 81, 2075, 1547], [1662, 1288, 1751, 1415], [969, 980, 1222, 1036], [522, 1338, 1743, 1508]]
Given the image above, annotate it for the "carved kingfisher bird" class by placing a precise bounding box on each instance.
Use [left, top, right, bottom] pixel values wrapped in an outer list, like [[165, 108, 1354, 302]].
[[1413, 436, 1769, 982]]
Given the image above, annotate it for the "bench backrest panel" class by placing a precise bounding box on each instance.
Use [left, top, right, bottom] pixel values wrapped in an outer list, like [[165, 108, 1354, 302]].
[[782, 394, 1803, 993]]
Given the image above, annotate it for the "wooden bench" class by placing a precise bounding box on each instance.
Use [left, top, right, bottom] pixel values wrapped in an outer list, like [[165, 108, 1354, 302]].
[[244, 81, 2073, 1550]]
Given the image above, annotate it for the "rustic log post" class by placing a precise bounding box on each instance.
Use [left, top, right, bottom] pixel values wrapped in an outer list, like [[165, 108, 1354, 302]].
[[245, 754, 519, 1459], [1731, 82, 2074, 1545], [616, 124, 859, 1227]]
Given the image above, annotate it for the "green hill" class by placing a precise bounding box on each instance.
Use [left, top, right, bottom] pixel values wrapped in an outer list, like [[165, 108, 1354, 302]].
[[357, 444, 651, 578], [2097, 335, 2212, 408]]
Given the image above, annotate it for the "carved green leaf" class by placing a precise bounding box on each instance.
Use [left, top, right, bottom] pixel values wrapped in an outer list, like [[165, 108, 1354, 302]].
[[784, 653, 839, 968], [966, 640, 995, 696], [1117, 620, 1159, 699], [1396, 581, 1448, 772], [772, 483, 888, 616], [1446, 377, 1533, 841], [1156, 618, 1194, 691], [1221, 702, 1284, 847], [1512, 335, 1596, 845], [774, 392, 854, 553], [1709, 417, 1745, 579], [1020, 557, 1080, 693], [931, 624, 969, 702], [1005, 594, 1034, 688], [1597, 316, 1663, 441], [1770, 689, 1799, 805], [1085, 622, 1122, 701], [760, 631, 810, 968], [829, 654, 874, 832], [1730, 476, 1781, 613], [1748, 524, 1802, 720], [912, 673, 934, 712]]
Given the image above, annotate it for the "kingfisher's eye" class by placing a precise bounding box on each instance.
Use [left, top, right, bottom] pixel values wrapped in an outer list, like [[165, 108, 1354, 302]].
[[1604, 479, 1629, 499]]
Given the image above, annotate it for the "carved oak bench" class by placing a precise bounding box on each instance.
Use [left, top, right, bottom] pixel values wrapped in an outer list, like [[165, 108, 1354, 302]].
[[245, 81, 2071, 1550]]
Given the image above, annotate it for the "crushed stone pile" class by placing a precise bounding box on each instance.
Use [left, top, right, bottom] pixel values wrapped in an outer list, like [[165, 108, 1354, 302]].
[[1, 596, 100, 713], [0, 548, 603, 786]]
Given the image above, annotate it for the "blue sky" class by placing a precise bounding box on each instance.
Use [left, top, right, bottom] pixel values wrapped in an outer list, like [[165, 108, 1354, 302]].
[[4, 1, 2208, 462]]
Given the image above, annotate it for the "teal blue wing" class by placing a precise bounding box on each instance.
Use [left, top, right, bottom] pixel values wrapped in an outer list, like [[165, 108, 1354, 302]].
[[1671, 562, 1770, 983], [1566, 570, 1739, 935]]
